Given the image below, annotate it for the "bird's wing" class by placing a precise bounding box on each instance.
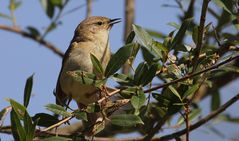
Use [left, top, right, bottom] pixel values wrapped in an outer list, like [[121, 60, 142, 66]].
[[55, 43, 73, 107]]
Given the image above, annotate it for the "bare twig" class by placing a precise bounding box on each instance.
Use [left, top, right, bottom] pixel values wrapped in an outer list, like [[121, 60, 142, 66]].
[[144, 54, 239, 93], [0, 25, 64, 58], [42, 116, 74, 132], [86, 0, 92, 18], [159, 93, 239, 140], [192, 0, 211, 71]]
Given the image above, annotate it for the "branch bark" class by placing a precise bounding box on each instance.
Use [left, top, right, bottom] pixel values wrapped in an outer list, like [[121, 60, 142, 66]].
[[0, 25, 64, 58], [86, 0, 92, 18], [192, 0, 211, 71]]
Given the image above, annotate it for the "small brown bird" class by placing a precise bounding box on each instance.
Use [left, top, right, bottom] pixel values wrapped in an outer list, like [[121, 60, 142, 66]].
[[55, 16, 120, 134]]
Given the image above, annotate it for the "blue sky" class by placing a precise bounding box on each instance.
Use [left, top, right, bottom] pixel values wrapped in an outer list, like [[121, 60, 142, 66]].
[[0, 0, 239, 140]]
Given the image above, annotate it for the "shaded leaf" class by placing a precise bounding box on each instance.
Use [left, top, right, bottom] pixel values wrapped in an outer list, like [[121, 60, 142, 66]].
[[168, 85, 182, 101], [171, 18, 193, 49], [112, 73, 134, 86], [10, 110, 26, 141], [182, 84, 199, 99], [120, 86, 138, 98], [111, 114, 144, 127], [40, 0, 55, 18], [125, 31, 135, 44], [23, 111, 37, 141], [90, 53, 104, 77], [26, 26, 41, 36], [105, 43, 133, 77], [211, 91, 221, 111], [45, 104, 72, 117], [192, 25, 199, 44], [32, 113, 59, 127], [23, 74, 34, 108]]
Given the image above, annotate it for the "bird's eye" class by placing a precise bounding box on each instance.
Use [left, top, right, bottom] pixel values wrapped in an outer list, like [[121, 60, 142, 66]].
[[97, 22, 103, 25]]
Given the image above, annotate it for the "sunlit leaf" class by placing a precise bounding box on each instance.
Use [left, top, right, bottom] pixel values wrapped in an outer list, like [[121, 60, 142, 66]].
[[45, 104, 72, 117], [131, 90, 146, 115], [74, 111, 87, 121], [111, 114, 144, 127]]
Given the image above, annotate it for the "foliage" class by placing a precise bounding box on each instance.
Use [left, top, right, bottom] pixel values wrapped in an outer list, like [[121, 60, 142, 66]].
[[0, 0, 239, 140]]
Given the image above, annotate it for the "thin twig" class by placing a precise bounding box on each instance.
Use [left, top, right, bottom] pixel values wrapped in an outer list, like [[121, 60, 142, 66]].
[[159, 93, 239, 140], [0, 25, 64, 58], [192, 0, 211, 72], [144, 54, 239, 93], [42, 116, 74, 132]]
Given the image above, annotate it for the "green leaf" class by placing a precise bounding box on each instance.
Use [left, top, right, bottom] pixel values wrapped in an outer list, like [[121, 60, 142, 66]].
[[0, 13, 11, 20], [39, 0, 55, 18], [9, 0, 22, 11], [23, 111, 37, 141], [213, 0, 234, 15], [105, 43, 133, 77], [0, 108, 7, 122], [192, 25, 199, 44], [177, 108, 201, 125], [211, 91, 221, 111], [50, 0, 63, 8], [41, 137, 72, 141], [152, 93, 171, 107], [90, 53, 104, 77], [111, 114, 144, 127], [133, 24, 167, 59], [32, 113, 59, 127], [182, 84, 199, 99], [112, 73, 133, 85], [171, 18, 193, 49], [67, 70, 106, 87], [10, 110, 26, 141], [23, 74, 34, 108], [168, 86, 182, 102], [26, 26, 41, 37], [146, 29, 166, 39], [45, 104, 72, 117], [134, 62, 148, 85], [8, 99, 26, 119], [134, 62, 158, 86], [120, 86, 138, 98], [85, 103, 100, 113], [125, 31, 135, 44], [74, 111, 88, 121], [131, 90, 146, 115]]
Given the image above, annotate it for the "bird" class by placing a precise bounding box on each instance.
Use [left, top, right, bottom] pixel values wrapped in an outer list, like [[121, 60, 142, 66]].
[[55, 16, 120, 134]]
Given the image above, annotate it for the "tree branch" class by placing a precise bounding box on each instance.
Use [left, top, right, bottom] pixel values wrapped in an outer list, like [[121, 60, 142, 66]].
[[0, 25, 64, 58], [192, 0, 211, 71], [144, 54, 239, 93], [159, 93, 239, 140], [86, 0, 92, 18]]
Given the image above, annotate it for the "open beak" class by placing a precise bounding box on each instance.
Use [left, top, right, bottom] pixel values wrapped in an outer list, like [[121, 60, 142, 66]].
[[109, 18, 121, 25]]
